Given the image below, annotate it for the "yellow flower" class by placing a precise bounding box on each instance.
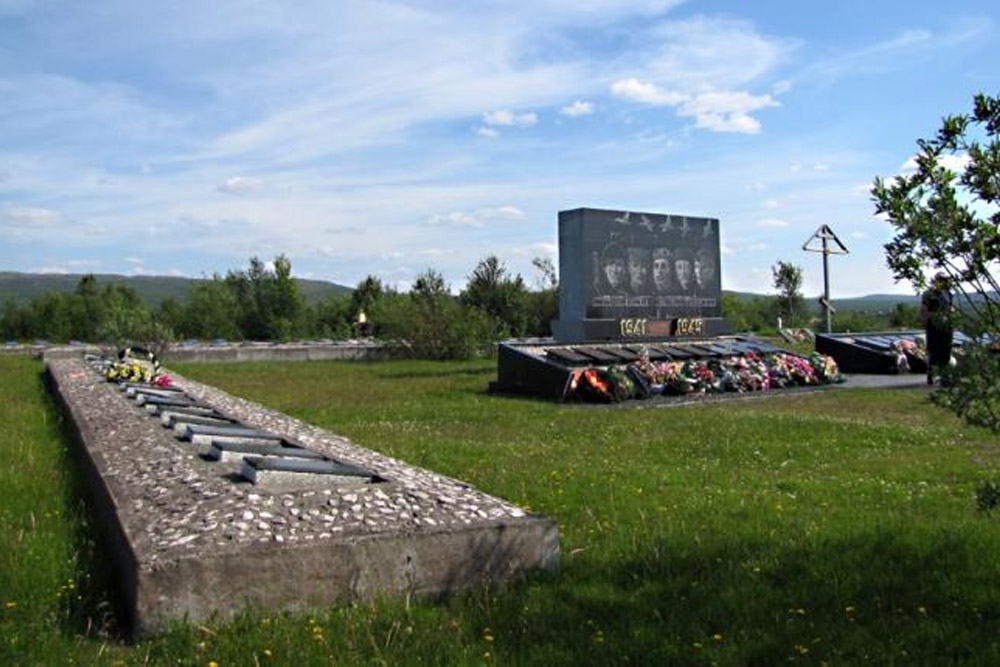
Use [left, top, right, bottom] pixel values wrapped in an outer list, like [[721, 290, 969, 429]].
[[712, 633, 723, 642], [4, 601, 17, 609]]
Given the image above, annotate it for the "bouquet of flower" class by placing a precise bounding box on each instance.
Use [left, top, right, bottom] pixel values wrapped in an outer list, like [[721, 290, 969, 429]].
[[605, 365, 637, 400], [631, 355, 663, 385], [724, 353, 770, 392], [808, 353, 841, 383], [785, 353, 819, 385], [688, 361, 718, 393], [105, 360, 153, 383], [660, 361, 695, 395]]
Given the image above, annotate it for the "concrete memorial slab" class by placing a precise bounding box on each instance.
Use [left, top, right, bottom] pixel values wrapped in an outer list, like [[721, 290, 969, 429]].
[[46, 355, 558, 637]]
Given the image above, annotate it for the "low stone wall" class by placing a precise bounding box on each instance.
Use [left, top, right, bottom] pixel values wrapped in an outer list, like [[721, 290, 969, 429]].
[[46, 355, 558, 637], [14, 341, 399, 363]]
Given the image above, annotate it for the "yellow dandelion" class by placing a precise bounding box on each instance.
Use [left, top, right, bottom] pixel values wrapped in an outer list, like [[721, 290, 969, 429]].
[[918, 606, 927, 615], [4, 601, 17, 609], [712, 633, 723, 642]]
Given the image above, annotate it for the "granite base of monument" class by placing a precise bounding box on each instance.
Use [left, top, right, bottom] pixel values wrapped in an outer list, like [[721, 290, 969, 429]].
[[815, 330, 971, 374], [494, 335, 787, 399], [46, 354, 558, 637]]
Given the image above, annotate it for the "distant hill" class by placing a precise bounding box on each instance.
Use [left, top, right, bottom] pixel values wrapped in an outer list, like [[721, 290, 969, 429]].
[[0, 271, 925, 313], [0, 271, 352, 306], [723, 290, 922, 315]]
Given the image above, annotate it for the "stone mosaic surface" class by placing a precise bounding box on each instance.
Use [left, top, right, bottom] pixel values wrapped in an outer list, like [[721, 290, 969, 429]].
[[49, 357, 537, 561]]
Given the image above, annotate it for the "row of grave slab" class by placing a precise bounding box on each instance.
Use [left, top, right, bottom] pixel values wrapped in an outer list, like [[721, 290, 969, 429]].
[[46, 353, 558, 637]]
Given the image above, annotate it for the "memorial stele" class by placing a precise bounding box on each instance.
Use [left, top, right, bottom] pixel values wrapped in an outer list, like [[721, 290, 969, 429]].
[[551, 207, 729, 342]]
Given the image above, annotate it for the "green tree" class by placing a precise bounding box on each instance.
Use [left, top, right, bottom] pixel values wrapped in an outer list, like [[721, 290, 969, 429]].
[[225, 254, 303, 340], [312, 294, 353, 339], [182, 275, 241, 340], [526, 256, 559, 337], [72, 274, 104, 341], [871, 92, 1000, 430], [771, 261, 805, 326], [351, 275, 386, 319], [376, 269, 491, 360], [888, 302, 921, 329], [95, 283, 167, 351], [722, 293, 772, 333], [461, 255, 530, 339], [0, 298, 29, 341]]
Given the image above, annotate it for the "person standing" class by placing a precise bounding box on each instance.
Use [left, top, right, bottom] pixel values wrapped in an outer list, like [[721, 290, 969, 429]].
[[921, 273, 953, 385]]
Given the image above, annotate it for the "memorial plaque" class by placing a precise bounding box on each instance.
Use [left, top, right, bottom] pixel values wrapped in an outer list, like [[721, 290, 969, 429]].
[[552, 207, 727, 341], [206, 441, 325, 463]]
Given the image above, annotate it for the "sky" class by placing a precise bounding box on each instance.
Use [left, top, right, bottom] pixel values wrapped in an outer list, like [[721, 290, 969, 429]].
[[1, 1, 997, 297]]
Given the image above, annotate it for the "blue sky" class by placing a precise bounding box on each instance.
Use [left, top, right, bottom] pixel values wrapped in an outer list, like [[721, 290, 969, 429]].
[[0, 0, 997, 297]]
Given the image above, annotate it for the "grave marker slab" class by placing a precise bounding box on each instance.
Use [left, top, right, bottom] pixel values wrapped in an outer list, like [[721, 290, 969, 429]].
[[181, 423, 282, 446], [241, 456, 379, 489], [206, 441, 325, 463]]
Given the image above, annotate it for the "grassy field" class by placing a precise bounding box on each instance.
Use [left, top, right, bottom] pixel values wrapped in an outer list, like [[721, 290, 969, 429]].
[[3, 354, 1000, 665]]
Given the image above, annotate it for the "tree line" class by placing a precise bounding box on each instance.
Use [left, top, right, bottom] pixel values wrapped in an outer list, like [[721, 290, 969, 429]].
[[0, 254, 559, 358], [2, 251, 922, 356]]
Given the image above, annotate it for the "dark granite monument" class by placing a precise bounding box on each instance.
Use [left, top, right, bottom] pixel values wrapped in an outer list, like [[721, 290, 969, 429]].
[[552, 207, 728, 341]]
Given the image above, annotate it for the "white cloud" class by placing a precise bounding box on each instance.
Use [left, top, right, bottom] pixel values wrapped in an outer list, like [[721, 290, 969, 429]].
[[610, 78, 687, 106], [477, 126, 500, 139], [560, 100, 594, 117], [425, 206, 527, 228], [851, 231, 866, 239], [611, 78, 778, 134], [1, 205, 63, 228], [217, 176, 265, 195], [763, 198, 779, 209], [899, 152, 970, 175], [482, 109, 538, 127], [812, 163, 829, 171], [677, 90, 779, 134], [758, 217, 788, 228]]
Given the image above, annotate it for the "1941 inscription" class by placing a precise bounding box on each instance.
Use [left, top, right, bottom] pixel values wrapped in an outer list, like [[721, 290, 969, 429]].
[[619, 318, 648, 337]]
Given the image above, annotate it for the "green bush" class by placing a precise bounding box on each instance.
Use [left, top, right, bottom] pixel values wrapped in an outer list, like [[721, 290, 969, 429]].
[[373, 293, 493, 360]]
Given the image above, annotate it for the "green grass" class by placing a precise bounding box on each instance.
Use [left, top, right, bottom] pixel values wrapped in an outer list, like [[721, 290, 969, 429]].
[[4, 355, 1000, 664]]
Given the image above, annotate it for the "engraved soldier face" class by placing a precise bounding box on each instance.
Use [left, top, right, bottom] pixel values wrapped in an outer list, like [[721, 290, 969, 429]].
[[603, 256, 626, 290], [652, 248, 671, 292], [675, 258, 692, 290], [694, 250, 715, 287], [626, 247, 650, 292]]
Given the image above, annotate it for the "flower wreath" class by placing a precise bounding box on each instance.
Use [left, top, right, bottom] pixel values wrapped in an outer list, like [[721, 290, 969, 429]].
[[105, 346, 166, 384]]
